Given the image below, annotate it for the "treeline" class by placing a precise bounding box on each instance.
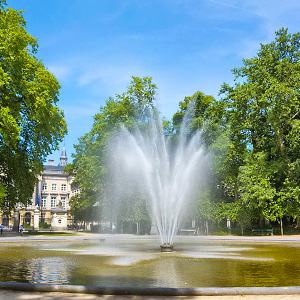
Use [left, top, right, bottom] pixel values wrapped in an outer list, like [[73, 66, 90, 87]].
[[67, 28, 300, 235], [1, 0, 299, 235], [0, 1, 67, 213], [1, 1, 299, 235]]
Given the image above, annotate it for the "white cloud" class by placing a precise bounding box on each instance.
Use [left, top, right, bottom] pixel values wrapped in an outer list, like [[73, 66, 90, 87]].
[[77, 61, 150, 97], [202, 1, 300, 62], [47, 65, 71, 81], [229, 1, 300, 35]]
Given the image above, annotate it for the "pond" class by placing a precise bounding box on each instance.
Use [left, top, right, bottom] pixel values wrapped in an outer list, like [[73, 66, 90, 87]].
[[0, 235, 300, 288]]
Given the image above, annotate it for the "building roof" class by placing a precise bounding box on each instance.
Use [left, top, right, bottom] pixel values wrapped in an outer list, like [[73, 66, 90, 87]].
[[43, 165, 66, 176], [44, 165, 65, 171], [43, 147, 68, 175]]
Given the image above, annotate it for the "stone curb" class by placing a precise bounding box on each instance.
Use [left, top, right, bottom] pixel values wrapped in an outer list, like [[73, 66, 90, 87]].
[[0, 282, 300, 296]]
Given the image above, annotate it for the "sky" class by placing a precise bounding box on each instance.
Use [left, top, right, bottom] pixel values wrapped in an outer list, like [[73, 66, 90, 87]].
[[6, 0, 300, 165]]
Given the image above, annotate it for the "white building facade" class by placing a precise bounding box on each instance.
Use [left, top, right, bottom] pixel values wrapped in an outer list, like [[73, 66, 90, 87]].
[[22, 147, 74, 230]]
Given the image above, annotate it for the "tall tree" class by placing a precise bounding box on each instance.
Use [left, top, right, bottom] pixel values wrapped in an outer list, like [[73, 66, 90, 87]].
[[220, 28, 300, 232], [0, 1, 67, 211], [67, 76, 157, 224], [171, 91, 240, 232]]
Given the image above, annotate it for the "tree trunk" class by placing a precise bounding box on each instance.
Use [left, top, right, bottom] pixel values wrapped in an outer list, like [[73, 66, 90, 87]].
[[205, 220, 208, 235], [280, 218, 284, 236], [240, 219, 244, 236], [296, 218, 300, 228], [12, 211, 20, 232], [251, 129, 257, 153], [276, 128, 285, 158]]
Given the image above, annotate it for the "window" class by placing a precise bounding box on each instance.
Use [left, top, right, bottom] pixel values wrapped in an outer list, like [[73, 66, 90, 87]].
[[41, 196, 47, 208], [42, 183, 47, 191], [61, 184, 66, 191], [73, 189, 80, 196], [61, 197, 66, 208], [52, 184, 57, 191], [51, 196, 56, 208]]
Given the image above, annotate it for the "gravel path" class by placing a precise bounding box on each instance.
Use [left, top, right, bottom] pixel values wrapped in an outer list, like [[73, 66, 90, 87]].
[[0, 290, 300, 300]]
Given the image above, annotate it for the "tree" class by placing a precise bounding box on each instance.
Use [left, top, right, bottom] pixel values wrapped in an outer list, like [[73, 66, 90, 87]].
[[193, 190, 215, 234], [172, 91, 215, 133], [238, 152, 276, 229], [67, 76, 157, 225], [222, 201, 249, 234], [172, 91, 243, 232], [0, 1, 67, 211], [220, 28, 300, 230]]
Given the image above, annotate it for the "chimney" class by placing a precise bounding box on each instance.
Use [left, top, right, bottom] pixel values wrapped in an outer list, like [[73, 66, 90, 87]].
[[48, 159, 54, 166]]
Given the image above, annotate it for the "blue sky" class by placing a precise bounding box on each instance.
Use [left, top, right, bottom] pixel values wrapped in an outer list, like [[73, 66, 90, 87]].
[[6, 0, 300, 164]]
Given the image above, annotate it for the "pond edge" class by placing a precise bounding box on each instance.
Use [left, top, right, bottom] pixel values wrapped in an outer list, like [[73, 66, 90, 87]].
[[0, 282, 300, 296]]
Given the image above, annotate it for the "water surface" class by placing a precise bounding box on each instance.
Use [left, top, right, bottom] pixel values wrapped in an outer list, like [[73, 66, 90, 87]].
[[0, 236, 299, 288]]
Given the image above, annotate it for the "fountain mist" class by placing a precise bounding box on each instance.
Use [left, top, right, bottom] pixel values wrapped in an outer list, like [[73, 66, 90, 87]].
[[108, 110, 208, 248]]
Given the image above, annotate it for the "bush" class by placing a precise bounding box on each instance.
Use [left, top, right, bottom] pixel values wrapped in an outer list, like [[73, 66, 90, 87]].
[[213, 230, 229, 235], [39, 222, 50, 229], [23, 223, 33, 230]]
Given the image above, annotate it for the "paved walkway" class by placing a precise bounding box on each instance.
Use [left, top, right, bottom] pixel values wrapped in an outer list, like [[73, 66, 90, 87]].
[[0, 290, 300, 300], [0, 231, 300, 243], [2, 230, 300, 242]]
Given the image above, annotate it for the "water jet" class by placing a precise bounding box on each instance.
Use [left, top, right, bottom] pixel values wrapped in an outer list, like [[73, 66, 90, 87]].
[[109, 109, 208, 250]]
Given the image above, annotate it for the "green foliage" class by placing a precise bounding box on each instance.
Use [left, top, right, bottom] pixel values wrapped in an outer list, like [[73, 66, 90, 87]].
[[214, 202, 240, 223], [70, 27, 300, 235], [117, 192, 150, 224], [0, 184, 6, 199], [172, 91, 216, 133], [194, 190, 215, 221], [23, 223, 32, 230], [172, 90, 240, 229], [0, 3, 67, 211], [238, 153, 276, 211], [185, 28, 300, 234], [39, 222, 50, 229], [219, 28, 300, 230], [118, 76, 157, 122], [69, 76, 157, 223]]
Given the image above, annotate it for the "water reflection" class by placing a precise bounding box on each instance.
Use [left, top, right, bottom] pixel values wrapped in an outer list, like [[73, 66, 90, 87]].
[[0, 255, 73, 284], [30, 257, 72, 284], [152, 257, 185, 287], [1, 238, 300, 287]]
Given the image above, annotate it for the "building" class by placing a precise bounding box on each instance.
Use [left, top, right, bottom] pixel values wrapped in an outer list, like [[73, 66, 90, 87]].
[[1, 147, 75, 231]]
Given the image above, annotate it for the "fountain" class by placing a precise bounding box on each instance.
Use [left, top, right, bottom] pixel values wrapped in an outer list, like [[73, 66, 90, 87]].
[[108, 109, 209, 251]]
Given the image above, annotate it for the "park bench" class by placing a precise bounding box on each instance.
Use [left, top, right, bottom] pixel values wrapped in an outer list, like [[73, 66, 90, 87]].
[[179, 229, 196, 236], [252, 228, 273, 236]]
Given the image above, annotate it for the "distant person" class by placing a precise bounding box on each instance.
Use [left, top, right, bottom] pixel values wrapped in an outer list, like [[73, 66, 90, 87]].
[[0, 224, 3, 235], [20, 224, 24, 236], [112, 223, 116, 234]]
